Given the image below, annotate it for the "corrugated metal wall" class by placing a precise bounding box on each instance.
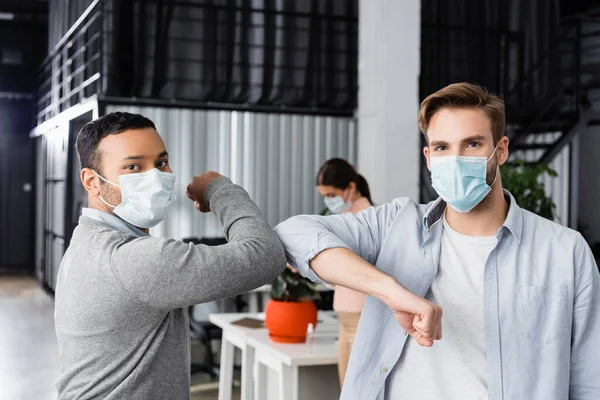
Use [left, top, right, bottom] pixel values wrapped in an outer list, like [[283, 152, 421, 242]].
[[104, 105, 358, 239], [512, 132, 571, 225]]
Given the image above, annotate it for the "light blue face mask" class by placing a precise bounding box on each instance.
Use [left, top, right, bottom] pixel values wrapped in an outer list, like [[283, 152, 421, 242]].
[[324, 189, 352, 214], [430, 146, 498, 213]]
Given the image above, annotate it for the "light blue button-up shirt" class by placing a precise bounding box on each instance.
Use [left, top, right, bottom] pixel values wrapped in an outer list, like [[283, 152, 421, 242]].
[[274, 191, 600, 400]]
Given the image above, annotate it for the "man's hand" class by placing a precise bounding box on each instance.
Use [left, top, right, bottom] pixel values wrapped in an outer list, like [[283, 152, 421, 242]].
[[387, 291, 442, 347], [186, 171, 223, 212]]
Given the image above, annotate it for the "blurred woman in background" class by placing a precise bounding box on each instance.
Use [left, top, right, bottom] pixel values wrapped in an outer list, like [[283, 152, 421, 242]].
[[315, 158, 373, 387]]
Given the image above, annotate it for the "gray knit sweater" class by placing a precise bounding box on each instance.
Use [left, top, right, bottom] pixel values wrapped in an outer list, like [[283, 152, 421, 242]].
[[54, 177, 286, 399]]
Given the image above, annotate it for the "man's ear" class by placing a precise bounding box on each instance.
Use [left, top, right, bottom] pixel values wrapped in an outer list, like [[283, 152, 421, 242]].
[[496, 136, 510, 166], [81, 168, 100, 195], [423, 146, 432, 171]]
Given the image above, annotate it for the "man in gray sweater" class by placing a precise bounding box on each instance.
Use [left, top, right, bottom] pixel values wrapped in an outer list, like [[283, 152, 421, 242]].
[[54, 112, 286, 399]]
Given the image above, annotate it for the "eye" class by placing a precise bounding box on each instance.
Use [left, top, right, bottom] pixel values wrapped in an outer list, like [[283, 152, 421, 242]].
[[156, 160, 169, 168], [467, 141, 481, 148], [434, 145, 446, 152], [125, 164, 140, 171]]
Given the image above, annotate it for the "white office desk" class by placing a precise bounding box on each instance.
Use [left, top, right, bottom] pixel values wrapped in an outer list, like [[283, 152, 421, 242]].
[[209, 312, 339, 400], [247, 327, 340, 400]]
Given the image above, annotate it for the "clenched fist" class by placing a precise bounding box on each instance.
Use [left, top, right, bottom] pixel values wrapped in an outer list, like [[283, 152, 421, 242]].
[[388, 292, 443, 347], [186, 171, 223, 212]]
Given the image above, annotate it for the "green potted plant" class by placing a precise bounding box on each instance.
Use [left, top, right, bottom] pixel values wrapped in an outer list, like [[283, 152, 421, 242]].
[[500, 160, 558, 221], [502, 160, 600, 267], [265, 268, 320, 343]]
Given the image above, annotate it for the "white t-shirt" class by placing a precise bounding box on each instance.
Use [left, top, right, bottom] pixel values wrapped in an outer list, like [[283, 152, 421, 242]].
[[386, 214, 497, 399]]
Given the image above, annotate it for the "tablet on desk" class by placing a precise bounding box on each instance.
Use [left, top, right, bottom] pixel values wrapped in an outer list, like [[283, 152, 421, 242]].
[[231, 317, 265, 329]]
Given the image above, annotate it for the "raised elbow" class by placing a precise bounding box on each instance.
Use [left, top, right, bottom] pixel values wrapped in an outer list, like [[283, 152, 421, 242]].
[[246, 231, 287, 283], [265, 237, 287, 279]]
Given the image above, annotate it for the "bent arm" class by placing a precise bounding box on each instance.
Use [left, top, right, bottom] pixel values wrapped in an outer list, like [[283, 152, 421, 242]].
[[110, 177, 287, 310], [274, 200, 404, 283]]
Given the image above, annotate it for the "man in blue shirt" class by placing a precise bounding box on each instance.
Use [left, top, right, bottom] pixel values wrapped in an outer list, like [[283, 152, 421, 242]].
[[275, 83, 600, 400]]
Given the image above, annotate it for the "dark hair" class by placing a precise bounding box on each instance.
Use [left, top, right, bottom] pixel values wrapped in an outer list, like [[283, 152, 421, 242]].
[[316, 158, 373, 205], [419, 82, 505, 145], [76, 112, 156, 173]]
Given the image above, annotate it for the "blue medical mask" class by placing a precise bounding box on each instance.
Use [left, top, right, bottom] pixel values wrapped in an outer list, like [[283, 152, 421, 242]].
[[324, 189, 352, 214], [94, 168, 176, 228], [430, 146, 498, 213]]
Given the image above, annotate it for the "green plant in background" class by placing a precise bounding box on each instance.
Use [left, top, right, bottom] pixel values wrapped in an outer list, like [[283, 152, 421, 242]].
[[500, 160, 558, 221], [271, 268, 320, 302], [501, 160, 599, 264]]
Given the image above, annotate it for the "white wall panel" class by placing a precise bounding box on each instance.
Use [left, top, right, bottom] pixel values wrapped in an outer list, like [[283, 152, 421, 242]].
[[35, 136, 47, 282], [105, 105, 358, 239], [34, 123, 70, 291]]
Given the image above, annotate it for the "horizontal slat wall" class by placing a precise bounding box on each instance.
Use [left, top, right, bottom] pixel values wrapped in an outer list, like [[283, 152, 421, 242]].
[[512, 132, 571, 226], [105, 105, 358, 239]]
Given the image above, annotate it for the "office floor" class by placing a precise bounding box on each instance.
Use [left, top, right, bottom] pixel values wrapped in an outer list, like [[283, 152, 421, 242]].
[[0, 277, 239, 400]]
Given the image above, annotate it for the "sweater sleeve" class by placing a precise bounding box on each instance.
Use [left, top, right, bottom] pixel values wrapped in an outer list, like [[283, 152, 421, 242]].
[[109, 177, 287, 310]]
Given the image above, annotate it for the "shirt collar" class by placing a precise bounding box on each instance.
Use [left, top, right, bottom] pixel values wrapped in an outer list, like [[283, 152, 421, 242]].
[[81, 208, 148, 238], [422, 189, 523, 244]]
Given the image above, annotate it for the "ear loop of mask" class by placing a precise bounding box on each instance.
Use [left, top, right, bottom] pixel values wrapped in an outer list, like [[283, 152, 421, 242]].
[[92, 170, 120, 208], [342, 188, 349, 203], [488, 145, 499, 187]]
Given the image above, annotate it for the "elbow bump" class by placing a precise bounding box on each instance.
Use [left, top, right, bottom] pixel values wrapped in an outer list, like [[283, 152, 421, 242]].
[[271, 245, 287, 271], [247, 238, 286, 271]]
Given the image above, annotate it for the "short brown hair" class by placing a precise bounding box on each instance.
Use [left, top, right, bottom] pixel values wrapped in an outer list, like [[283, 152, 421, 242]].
[[418, 83, 505, 145]]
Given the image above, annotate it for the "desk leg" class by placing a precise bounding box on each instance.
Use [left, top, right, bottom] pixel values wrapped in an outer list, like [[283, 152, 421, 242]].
[[241, 345, 255, 400], [279, 364, 299, 400], [260, 292, 270, 312], [254, 361, 268, 400], [248, 293, 259, 313], [218, 337, 235, 400]]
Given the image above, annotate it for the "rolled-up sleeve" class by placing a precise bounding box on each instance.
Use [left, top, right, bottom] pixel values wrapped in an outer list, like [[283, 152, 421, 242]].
[[274, 199, 406, 283]]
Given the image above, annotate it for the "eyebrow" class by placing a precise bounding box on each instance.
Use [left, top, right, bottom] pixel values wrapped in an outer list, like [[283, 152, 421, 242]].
[[122, 151, 168, 161], [461, 134, 486, 144], [430, 140, 448, 147], [430, 134, 486, 147]]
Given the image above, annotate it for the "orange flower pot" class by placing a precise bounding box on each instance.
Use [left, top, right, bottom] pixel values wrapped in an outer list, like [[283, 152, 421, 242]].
[[265, 299, 318, 343]]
